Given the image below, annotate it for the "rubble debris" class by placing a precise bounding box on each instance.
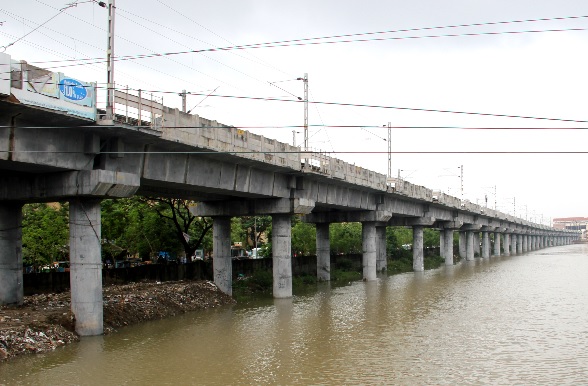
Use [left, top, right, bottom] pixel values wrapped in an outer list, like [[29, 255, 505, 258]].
[[0, 280, 235, 362]]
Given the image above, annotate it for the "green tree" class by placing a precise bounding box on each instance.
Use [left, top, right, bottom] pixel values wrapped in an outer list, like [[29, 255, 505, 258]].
[[241, 215, 272, 248], [291, 219, 316, 256], [330, 222, 362, 254], [423, 228, 440, 248], [22, 203, 69, 267], [140, 197, 213, 260]]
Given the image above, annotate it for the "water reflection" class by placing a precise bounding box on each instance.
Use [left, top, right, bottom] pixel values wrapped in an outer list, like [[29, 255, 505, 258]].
[[2, 245, 588, 385]]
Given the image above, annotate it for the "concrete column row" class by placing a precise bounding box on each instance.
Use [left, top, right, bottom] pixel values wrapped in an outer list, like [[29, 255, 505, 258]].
[[1, 200, 576, 338]]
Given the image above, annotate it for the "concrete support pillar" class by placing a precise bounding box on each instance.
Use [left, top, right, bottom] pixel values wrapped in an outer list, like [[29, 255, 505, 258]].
[[362, 222, 377, 280], [443, 229, 454, 265], [517, 234, 523, 254], [413, 226, 424, 271], [212, 216, 232, 296], [0, 203, 24, 306], [376, 225, 387, 272], [272, 214, 292, 298], [511, 234, 517, 254], [459, 232, 467, 259], [466, 231, 475, 261], [473, 232, 481, 257], [522, 235, 528, 253], [440, 232, 444, 259], [482, 231, 490, 258], [69, 199, 103, 336], [316, 223, 330, 281], [504, 234, 510, 256], [493, 232, 501, 256]]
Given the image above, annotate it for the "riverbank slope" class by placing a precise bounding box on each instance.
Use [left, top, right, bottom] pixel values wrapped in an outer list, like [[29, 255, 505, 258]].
[[0, 280, 235, 362]]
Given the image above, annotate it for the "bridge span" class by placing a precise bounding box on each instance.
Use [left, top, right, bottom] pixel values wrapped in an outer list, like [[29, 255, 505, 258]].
[[0, 55, 578, 335]]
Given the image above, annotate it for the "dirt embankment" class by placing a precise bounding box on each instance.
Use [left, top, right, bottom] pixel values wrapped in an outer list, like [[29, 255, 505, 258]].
[[0, 280, 235, 362]]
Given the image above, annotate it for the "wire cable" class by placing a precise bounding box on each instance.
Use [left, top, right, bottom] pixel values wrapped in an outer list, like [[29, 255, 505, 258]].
[[0, 1, 80, 51], [20, 25, 588, 68]]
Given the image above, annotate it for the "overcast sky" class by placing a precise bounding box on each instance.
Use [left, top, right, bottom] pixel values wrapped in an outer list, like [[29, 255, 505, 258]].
[[2, 1, 588, 223]]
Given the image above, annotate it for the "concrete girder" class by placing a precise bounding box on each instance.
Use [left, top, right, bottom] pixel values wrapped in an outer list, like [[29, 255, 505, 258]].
[[387, 216, 436, 227], [303, 210, 392, 224], [436, 220, 464, 230], [460, 224, 483, 231], [192, 197, 316, 217], [0, 170, 140, 201]]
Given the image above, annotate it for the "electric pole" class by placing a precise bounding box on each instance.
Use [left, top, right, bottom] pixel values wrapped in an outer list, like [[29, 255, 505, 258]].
[[105, 0, 116, 120], [302, 73, 308, 152], [387, 122, 392, 180], [459, 165, 464, 202], [181, 89, 186, 113]]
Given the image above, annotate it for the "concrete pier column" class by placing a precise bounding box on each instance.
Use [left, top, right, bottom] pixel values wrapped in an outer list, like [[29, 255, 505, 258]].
[[466, 231, 475, 261], [212, 216, 232, 296], [493, 231, 501, 256], [316, 223, 330, 281], [362, 222, 377, 280], [412, 226, 424, 271], [0, 203, 24, 306], [511, 234, 517, 254], [522, 235, 528, 253], [440, 232, 445, 259], [482, 231, 490, 258], [443, 229, 454, 265], [272, 214, 292, 298], [376, 225, 387, 272], [473, 232, 481, 257], [459, 232, 467, 259], [69, 199, 103, 336], [517, 234, 523, 254], [504, 233, 511, 256]]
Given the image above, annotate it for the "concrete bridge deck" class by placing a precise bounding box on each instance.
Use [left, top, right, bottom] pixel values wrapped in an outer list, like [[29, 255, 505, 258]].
[[0, 56, 578, 335]]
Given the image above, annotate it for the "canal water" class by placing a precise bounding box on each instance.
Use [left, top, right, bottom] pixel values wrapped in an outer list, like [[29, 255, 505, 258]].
[[2, 244, 588, 385]]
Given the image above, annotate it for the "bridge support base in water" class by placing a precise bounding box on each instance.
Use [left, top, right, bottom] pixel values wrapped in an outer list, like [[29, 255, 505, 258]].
[[213, 217, 232, 296], [362, 222, 377, 280], [272, 214, 292, 298], [69, 199, 103, 336], [316, 223, 330, 281], [412, 226, 424, 271]]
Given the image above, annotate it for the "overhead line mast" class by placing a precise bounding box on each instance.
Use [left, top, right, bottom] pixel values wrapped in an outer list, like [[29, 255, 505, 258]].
[[105, 0, 116, 120]]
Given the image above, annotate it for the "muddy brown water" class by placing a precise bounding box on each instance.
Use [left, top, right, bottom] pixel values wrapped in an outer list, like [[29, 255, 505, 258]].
[[2, 244, 588, 385]]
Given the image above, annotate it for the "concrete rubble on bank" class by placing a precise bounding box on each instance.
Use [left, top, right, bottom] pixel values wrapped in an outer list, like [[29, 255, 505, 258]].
[[0, 280, 235, 362]]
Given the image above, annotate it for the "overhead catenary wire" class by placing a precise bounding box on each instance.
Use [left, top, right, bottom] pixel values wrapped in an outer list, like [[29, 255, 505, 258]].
[[0, 0, 81, 51], [3, 75, 587, 124], [4, 125, 588, 130], [17, 25, 588, 69], [2, 150, 587, 155]]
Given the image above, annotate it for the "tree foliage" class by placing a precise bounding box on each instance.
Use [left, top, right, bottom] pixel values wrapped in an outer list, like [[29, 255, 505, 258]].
[[22, 203, 69, 266], [291, 218, 316, 256], [330, 222, 362, 254], [136, 197, 213, 260]]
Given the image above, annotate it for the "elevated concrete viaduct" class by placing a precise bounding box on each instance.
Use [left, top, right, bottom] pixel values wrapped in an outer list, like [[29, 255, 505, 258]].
[[0, 92, 578, 336]]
